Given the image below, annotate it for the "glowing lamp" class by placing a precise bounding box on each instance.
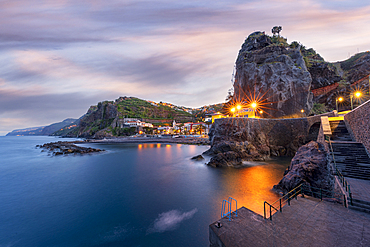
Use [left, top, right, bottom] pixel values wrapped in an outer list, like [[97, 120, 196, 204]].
[[230, 107, 236, 113], [259, 110, 263, 114], [251, 102, 257, 109], [301, 109, 304, 113], [236, 105, 241, 110], [355, 91, 362, 98], [338, 97, 343, 102]]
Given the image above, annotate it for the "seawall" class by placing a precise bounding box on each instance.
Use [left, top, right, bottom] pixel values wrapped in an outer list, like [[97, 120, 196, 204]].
[[209, 112, 336, 157]]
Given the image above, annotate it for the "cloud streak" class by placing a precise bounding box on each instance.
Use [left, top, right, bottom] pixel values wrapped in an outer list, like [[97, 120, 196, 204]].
[[0, 0, 370, 134]]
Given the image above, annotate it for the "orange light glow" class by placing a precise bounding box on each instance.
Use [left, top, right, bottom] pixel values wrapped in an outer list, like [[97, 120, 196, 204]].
[[138, 144, 142, 149], [338, 97, 344, 102], [301, 109, 304, 113], [236, 105, 241, 110], [230, 107, 236, 113], [355, 91, 362, 98], [251, 102, 257, 108], [259, 110, 263, 114]]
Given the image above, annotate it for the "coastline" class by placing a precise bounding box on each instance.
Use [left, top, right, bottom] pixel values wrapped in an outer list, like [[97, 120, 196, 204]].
[[83, 137, 210, 145]]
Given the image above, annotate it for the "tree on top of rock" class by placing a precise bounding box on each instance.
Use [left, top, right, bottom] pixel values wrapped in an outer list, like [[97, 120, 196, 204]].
[[272, 26, 282, 37]]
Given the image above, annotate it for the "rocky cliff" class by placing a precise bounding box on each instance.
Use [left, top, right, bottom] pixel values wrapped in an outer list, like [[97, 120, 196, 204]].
[[233, 32, 313, 118], [62, 96, 195, 138]]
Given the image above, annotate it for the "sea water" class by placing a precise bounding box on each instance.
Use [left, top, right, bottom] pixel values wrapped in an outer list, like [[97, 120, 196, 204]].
[[0, 136, 291, 247]]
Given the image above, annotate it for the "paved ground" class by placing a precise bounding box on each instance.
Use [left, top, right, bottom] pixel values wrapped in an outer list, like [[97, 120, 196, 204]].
[[346, 177, 370, 202], [210, 196, 370, 247]]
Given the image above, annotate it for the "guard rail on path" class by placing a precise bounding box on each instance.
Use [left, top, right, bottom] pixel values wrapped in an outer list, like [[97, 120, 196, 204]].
[[264, 184, 346, 220]]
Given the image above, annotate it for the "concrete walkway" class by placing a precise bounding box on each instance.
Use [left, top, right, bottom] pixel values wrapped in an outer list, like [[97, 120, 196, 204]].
[[210, 196, 370, 247]]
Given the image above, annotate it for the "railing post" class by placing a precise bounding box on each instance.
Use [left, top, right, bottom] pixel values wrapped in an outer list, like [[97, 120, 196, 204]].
[[280, 198, 282, 212], [344, 195, 347, 208], [348, 185, 353, 206], [270, 206, 272, 221]]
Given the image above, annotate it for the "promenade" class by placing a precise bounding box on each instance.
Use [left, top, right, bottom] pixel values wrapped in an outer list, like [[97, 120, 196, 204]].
[[210, 196, 370, 247]]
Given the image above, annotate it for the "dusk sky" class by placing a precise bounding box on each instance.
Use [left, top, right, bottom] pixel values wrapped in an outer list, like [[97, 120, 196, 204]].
[[1, 0, 370, 135]]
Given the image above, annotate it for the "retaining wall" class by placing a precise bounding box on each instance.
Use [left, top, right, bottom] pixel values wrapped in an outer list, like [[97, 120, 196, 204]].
[[344, 99, 370, 154], [210, 112, 336, 156]]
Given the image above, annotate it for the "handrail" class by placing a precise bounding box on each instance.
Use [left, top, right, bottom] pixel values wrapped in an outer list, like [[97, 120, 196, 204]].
[[264, 183, 345, 220], [221, 197, 238, 221], [327, 136, 353, 205]]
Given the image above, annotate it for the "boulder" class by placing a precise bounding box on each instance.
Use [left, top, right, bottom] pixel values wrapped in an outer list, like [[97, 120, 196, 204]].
[[273, 141, 334, 194]]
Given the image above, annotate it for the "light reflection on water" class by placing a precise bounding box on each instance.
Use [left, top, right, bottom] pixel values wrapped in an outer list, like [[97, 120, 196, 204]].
[[135, 143, 290, 216], [0, 137, 291, 247]]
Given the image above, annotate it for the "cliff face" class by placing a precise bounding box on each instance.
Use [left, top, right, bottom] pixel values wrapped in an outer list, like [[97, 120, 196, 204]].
[[234, 32, 313, 118]]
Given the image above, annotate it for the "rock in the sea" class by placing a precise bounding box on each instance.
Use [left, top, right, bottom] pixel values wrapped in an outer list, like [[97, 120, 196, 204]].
[[233, 31, 313, 118], [191, 155, 205, 161], [273, 141, 333, 194], [37, 141, 104, 155], [204, 141, 269, 167]]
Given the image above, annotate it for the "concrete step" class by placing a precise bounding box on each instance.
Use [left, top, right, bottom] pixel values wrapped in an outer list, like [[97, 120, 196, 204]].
[[348, 205, 370, 214]]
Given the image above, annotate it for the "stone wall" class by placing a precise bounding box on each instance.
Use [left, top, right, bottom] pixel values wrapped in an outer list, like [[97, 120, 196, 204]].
[[209, 111, 336, 157], [344, 99, 370, 154]]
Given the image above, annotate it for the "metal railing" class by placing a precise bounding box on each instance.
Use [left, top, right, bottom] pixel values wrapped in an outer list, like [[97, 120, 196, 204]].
[[221, 197, 238, 221], [327, 135, 353, 206], [264, 184, 346, 220]]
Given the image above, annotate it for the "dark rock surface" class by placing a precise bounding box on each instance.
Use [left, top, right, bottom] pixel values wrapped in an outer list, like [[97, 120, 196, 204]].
[[37, 141, 104, 155], [273, 141, 334, 194], [309, 62, 342, 90], [204, 140, 269, 167], [234, 31, 313, 118], [191, 154, 205, 161]]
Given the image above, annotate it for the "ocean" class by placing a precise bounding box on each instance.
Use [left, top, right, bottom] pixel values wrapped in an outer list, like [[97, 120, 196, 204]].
[[0, 136, 291, 246]]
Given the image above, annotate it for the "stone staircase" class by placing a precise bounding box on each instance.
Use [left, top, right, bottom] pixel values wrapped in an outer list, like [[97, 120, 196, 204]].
[[329, 120, 353, 141], [349, 198, 370, 214], [329, 120, 370, 180], [329, 120, 370, 214]]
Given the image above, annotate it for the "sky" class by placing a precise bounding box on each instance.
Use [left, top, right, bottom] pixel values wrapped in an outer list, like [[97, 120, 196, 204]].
[[1, 0, 370, 135]]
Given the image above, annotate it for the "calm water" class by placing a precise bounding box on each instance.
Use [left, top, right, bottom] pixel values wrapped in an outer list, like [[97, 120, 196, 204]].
[[0, 136, 291, 247]]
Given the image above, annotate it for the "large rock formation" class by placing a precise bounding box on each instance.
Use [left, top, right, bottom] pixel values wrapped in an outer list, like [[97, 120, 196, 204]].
[[203, 114, 336, 168], [234, 32, 313, 118], [273, 141, 334, 194]]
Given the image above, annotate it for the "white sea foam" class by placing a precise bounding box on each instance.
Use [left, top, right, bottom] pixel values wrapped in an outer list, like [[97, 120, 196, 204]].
[[147, 208, 198, 234]]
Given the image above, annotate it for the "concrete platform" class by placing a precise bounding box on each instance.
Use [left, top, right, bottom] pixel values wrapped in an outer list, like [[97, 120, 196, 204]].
[[347, 177, 370, 202], [210, 196, 370, 247]]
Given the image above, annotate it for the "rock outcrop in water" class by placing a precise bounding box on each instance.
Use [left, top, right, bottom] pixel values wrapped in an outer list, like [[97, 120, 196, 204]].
[[37, 141, 104, 155], [233, 31, 313, 118], [273, 141, 334, 194]]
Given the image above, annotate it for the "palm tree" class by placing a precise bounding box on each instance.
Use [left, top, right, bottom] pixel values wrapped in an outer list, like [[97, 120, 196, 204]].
[[272, 26, 282, 37]]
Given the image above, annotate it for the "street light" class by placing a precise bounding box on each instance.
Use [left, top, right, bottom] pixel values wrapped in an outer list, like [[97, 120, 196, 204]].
[[336, 97, 343, 112], [350, 91, 362, 110]]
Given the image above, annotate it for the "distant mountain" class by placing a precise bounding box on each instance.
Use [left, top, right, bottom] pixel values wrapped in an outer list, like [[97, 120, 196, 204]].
[[6, 118, 78, 136]]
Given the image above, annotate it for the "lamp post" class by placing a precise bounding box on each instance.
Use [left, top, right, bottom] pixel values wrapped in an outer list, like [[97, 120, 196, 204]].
[[350, 91, 362, 110], [336, 97, 343, 112], [230, 107, 236, 117], [251, 102, 257, 117]]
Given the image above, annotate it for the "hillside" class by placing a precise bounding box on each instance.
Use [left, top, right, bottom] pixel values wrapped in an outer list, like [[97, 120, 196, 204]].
[[60, 96, 197, 138], [6, 119, 77, 136]]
